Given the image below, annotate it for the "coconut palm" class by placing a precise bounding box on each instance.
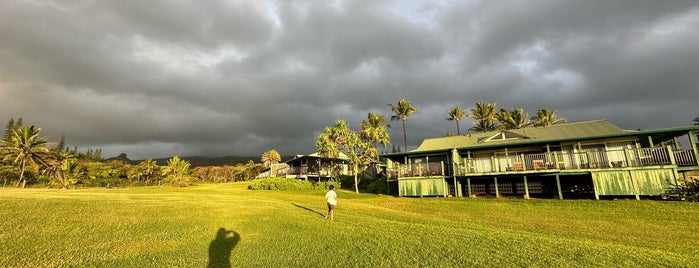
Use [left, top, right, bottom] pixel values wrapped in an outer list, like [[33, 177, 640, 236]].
[[1, 126, 49, 187], [531, 108, 567, 127], [129, 158, 160, 185], [261, 149, 281, 169], [496, 108, 532, 130], [162, 156, 191, 187], [388, 98, 419, 152], [360, 113, 391, 155], [41, 150, 77, 189], [446, 106, 466, 135], [468, 102, 498, 132]]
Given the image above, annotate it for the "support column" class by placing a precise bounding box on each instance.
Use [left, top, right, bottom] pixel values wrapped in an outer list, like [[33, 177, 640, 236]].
[[453, 176, 458, 197], [648, 136, 654, 147], [456, 179, 462, 197], [546, 144, 552, 168], [523, 176, 530, 199], [689, 130, 699, 167], [555, 174, 563, 200], [667, 145, 677, 165], [467, 178, 472, 198], [494, 177, 500, 198]]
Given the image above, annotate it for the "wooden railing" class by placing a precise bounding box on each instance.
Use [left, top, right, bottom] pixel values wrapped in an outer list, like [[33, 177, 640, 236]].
[[391, 162, 445, 178], [285, 166, 333, 177], [386, 146, 697, 179], [674, 149, 697, 166]]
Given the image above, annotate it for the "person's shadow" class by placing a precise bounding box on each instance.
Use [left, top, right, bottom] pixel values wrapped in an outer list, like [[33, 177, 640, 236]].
[[207, 228, 240, 268], [292, 203, 325, 217]]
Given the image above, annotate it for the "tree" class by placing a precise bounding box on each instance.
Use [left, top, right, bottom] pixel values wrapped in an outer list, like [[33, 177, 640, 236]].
[[446, 106, 466, 135], [468, 102, 498, 132], [693, 116, 699, 125], [41, 150, 77, 189], [128, 159, 160, 185], [531, 108, 567, 127], [1, 126, 49, 187], [261, 149, 281, 169], [3, 118, 15, 143], [161, 156, 192, 187], [317, 120, 376, 193], [496, 108, 531, 130], [3, 118, 23, 144], [388, 98, 419, 152], [360, 113, 391, 155]]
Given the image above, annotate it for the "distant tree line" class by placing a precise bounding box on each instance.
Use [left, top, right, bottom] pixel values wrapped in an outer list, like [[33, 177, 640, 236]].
[[0, 118, 263, 188]]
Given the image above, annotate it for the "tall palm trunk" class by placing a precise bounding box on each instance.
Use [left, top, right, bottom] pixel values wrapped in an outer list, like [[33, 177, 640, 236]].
[[402, 119, 407, 152], [16, 159, 26, 187]]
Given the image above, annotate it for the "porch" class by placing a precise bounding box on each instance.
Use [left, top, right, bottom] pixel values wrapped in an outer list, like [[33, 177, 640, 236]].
[[386, 146, 697, 179]]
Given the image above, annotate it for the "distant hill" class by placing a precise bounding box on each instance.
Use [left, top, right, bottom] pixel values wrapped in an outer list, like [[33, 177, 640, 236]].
[[105, 154, 294, 167]]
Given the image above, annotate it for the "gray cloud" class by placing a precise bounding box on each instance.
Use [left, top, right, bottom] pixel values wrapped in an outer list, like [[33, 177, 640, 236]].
[[1, 0, 698, 159]]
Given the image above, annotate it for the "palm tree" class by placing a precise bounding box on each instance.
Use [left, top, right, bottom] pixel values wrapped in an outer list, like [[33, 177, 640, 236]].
[[388, 99, 419, 152], [41, 150, 77, 189], [468, 102, 498, 132], [1, 126, 49, 187], [360, 113, 391, 155], [496, 108, 532, 130], [261, 149, 281, 169], [162, 156, 191, 187], [261, 149, 282, 177], [531, 108, 567, 127], [446, 106, 466, 135], [129, 159, 160, 185]]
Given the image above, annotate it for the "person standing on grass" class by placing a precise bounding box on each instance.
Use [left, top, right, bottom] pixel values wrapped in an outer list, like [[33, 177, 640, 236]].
[[325, 185, 337, 220]]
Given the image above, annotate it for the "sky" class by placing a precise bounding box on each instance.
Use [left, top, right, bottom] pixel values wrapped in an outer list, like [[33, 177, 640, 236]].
[[1, 0, 698, 160]]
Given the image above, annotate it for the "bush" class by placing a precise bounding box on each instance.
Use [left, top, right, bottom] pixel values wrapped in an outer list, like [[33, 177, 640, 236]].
[[679, 178, 699, 202], [248, 177, 314, 191], [313, 179, 341, 190], [366, 177, 389, 194], [248, 177, 342, 191]]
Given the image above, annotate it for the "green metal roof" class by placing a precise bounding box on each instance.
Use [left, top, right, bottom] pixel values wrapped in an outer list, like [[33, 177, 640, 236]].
[[381, 120, 699, 157]]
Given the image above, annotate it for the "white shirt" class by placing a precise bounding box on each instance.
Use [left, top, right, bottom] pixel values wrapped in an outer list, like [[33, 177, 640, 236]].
[[325, 190, 337, 205]]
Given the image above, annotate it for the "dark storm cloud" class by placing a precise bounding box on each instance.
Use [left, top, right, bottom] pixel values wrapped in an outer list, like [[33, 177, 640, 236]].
[[1, 0, 698, 159]]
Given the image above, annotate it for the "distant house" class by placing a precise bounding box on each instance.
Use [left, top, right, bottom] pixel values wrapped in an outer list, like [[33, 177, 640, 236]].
[[273, 152, 351, 181], [380, 120, 699, 199]]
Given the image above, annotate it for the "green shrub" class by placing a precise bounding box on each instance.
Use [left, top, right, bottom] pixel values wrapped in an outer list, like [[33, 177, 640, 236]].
[[366, 177, 389, 194], [247, 177, 314, 190], [679, 178, 699, 202], [312, 179, 341, 190]]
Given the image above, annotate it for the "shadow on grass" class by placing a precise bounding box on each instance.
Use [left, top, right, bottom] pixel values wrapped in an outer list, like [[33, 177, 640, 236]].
[[292, 203, 325, 217], [208, 227, 240, 268]]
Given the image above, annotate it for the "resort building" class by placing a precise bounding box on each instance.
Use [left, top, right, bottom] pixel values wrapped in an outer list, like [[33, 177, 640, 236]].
[[273, 152, 350, 181], [380, 120, 699, 199]]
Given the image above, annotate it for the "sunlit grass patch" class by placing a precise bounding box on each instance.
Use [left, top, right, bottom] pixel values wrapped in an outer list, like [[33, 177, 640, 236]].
[[1, 183, 697, 267]]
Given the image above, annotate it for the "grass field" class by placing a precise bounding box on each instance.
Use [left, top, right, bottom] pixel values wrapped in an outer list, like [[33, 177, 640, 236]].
[[1, 183, 698, 267]]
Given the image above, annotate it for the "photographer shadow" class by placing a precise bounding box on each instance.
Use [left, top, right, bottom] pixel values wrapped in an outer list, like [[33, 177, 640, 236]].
[[207, 227, 240, 268]]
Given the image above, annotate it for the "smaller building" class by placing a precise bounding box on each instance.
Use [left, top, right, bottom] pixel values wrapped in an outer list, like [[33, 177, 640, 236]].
[[275, 152, 350, 181], [381, 120, 699, 200]]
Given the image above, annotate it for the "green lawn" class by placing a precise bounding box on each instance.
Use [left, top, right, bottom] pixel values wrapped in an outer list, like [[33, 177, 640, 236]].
[[1, 183, 698, 267]]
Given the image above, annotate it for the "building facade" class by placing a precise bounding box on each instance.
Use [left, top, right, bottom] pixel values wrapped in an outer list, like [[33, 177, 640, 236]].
[[380, 120, 699, 199]]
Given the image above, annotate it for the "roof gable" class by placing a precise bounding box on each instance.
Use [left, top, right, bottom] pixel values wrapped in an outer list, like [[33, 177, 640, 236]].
[[479, 131, 531, 143]]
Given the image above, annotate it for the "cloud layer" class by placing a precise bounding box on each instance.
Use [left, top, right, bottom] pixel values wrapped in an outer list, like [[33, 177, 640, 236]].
[[2, 0, 698, 159]]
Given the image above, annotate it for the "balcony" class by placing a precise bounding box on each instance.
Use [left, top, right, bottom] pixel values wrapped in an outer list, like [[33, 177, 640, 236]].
[[386, 147, 697, 179]]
